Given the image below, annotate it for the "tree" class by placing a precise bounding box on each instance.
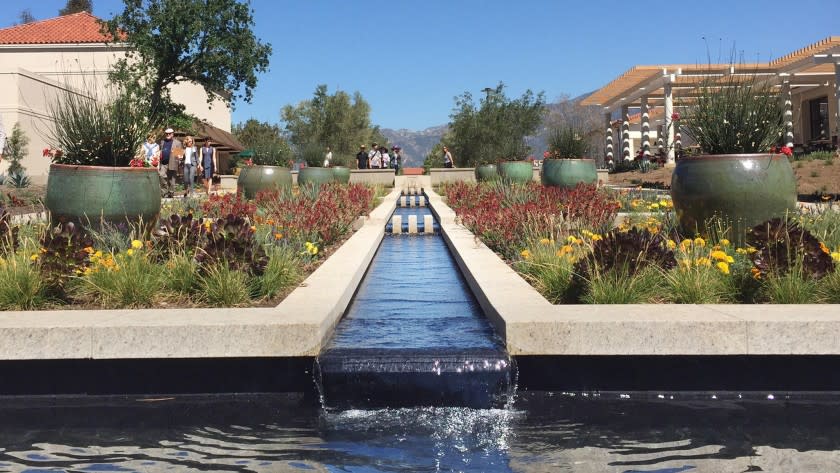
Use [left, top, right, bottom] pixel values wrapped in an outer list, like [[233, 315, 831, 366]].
[[103, 0, 271, 121], [232, 119, 292, 166], [2, 123, 28, 176], [281, 85, 387, 156], [544, 95, 604, 164], [447, 83, 546, 167], [17, 9, 35, 24], [59, 0, 93, 15]]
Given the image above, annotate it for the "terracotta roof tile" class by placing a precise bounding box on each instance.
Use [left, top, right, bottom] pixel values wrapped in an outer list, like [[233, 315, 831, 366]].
[[0, 12, 121, 45]]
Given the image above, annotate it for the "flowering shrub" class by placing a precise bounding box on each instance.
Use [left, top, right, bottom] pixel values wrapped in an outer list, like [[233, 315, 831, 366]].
[[37, 223, 95, 297], [256, 183, 373, 248], [201, 194, 258, 220], [746, 218, 834, 279], [444, 181, 619, 260], [196, 214, 268, 276]]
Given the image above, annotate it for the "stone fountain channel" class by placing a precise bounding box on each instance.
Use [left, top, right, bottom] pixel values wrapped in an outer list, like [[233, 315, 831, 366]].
[[315, 190, 515, 409]]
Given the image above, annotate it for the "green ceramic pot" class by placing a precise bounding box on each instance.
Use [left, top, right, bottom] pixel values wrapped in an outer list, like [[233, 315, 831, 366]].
[[541, 158, 597, 188], [237, 165, 292, 199], [332, 166, 351, 184], [670, 153, 797, 241], [498, 161, 533, 184], [474, 164, 499, 182], [45, 164, 161, 227], [298, 167, 334, 187]]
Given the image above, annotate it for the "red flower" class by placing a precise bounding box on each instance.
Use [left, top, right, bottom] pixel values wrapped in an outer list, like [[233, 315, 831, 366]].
[[43, 148, 51, 157], [780, 146, 792, 157], [671, 112, 680, 121], [543, 151, 551, 159]]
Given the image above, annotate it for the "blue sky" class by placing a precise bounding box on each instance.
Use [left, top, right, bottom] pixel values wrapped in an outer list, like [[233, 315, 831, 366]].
[[2, 0, 837, 130]]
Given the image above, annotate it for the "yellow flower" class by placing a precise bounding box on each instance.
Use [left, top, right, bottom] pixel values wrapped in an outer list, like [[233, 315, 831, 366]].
[[716, 261, 730, 275], [659, 200, 671, 208], [725, 255, 734, 263], [736, 248, 748, 254], [591, 234, 603, 242], [832, 252, 840, 262], [720, 239, 730, 247], [695, 257, 711, 267], [131, 240, 143, 250], [274, 233, 284, 240], [126, 249, 134, 256], [520, 249, 531, 259], [29, 253, 38, 261], [751, 267, 762, 280], [666, 239, 677, 250], [693, 237, 706, 247], [746, 247, 757, 254], [556, 245, 573, 256], [83, 246, 95, 254], [710, 250, 728, 261], [250, 226, 257, 233], [681, 239, 692, 248], [820, 242, 830, 255], [539, 238, 551, 245], [566, 235, 579, 244], [649, 203, 660, 210], [679, 258, 692, 268]]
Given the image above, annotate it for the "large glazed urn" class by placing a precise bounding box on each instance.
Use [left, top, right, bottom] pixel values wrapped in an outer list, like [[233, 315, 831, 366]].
[[237, 165, 293, 199], [670, 153, 797, 240], [474, 164, 499, 182], [298, 167, 334, 187], [541, 158, 597, 188], [45, 164, 161, 227], [331, 166, 351, 184], [498, 161, 533, 184]]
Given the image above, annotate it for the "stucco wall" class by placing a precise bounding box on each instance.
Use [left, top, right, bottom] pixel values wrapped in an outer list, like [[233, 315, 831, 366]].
[[0, 44, 232, 179]]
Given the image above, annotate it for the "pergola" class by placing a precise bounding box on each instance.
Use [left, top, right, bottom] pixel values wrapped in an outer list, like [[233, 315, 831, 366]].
[[581, 36, 840, 165]]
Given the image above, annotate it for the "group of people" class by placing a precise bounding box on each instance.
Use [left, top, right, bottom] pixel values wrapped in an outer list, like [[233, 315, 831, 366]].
[[141, 127, 218, 198], [355, 143, 403, 173]]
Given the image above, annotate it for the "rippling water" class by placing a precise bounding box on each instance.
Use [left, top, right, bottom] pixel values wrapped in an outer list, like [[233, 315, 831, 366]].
[[2, 392, 840, 472]]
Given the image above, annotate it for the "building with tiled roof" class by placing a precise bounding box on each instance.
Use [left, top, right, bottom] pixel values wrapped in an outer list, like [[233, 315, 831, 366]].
[[0, 13, 231, 180]]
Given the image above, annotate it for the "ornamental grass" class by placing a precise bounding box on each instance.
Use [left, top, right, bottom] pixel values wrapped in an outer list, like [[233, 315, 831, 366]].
[[0, 183, 376, 310]]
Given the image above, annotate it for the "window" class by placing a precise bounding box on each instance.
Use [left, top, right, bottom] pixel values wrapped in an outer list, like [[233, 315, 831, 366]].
[[809, 96, 829, 141]]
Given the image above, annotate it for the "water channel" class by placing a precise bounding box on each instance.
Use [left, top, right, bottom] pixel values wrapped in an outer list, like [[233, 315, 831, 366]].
[[2, 192, 840, 471]]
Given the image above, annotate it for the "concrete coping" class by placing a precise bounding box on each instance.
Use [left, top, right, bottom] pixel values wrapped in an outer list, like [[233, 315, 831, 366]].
[[426, 188, 840, 357], [0, 188, 401, 361]]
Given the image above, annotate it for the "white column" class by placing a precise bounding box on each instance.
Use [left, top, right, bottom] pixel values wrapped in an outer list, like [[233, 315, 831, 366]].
[[835, 62, 840, 143], [782, 80, 794, 148], [674, 114, 682, 158], [605, 112, 614, 164], [640, 96, 651, 158], [621, 105, 631, 161], [664, 81, 675, 167]]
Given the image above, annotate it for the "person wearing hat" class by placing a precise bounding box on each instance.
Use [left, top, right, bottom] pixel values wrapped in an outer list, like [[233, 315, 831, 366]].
[[356, 144, 369, 169], [159, 127, 183, 198]]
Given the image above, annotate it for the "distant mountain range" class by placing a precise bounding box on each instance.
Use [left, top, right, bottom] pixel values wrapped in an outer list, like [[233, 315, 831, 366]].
[[379, 125, 448, 168], [380, 92, 596, 167]]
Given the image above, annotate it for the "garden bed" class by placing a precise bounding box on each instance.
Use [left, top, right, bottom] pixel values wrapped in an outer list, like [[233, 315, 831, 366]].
[[0, 183, 386, 310], [442, 181, 840, 305]]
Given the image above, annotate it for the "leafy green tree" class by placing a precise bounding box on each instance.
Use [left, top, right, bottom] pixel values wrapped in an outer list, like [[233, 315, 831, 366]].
[[59, 0, 92, 15], [281, 85, 387, 156], [232, 119, 292, 166], [2, 123, 28, 176], [448, 83, 546, 167], [103, 0, 271, 122]]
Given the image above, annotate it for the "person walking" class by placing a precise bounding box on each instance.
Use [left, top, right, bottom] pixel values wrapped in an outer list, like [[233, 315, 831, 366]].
[[443, 146, 454, 168], [158, 128, 183, 197], [199, 139, 218, 195], [356, 145, 369, 169], [182, 136, 198, 197], [324, 145, 333, 167]]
